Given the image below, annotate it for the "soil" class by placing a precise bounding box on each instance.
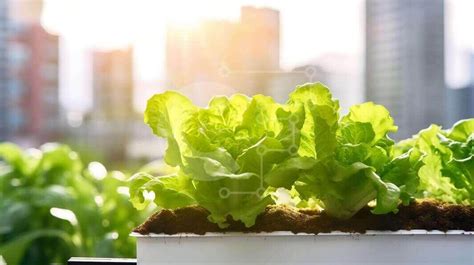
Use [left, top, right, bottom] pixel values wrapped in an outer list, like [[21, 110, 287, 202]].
[[133, 200, 474, 235]]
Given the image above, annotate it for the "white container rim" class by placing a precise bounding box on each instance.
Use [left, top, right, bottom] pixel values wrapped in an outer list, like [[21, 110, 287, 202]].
[[131, 229, 474, 238]]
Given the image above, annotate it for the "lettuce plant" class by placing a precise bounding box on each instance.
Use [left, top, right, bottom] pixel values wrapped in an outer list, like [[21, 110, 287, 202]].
[[393, 119, 474, 204], [129, 91, 305, 227], [130, 82, 474, 226], [271, 83, 402, 219]]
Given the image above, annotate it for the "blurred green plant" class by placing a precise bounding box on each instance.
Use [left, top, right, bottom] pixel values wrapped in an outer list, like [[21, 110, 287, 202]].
[[0, 143, 148, 265]]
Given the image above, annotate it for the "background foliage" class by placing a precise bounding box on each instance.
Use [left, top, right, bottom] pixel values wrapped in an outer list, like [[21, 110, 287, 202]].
[[0, 143, 150, 265]]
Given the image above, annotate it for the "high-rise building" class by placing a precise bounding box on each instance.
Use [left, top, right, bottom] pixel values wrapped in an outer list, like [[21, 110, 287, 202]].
[[237, 6, 280, 73], [289, 54, 363, 113], [0, 0, 61, 143], [471, 53, 474, 85], [0, 0, 9, 140], [91, 48, 134, 121], [267, 53, 363, 113], [447, 53, 474, 126], [365, 0, 445, 139], [446, 85, 474, 127], [8, 23, 60, 142], [166, 6, 280, 104], [266, 69, 313, 104], [74, 48, 136, 161]]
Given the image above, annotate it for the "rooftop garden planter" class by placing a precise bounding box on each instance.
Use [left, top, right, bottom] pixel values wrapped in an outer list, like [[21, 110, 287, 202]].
[[128, 83, 474, 264], [131, 203, 473, 264], [133, 231, 473, 265]]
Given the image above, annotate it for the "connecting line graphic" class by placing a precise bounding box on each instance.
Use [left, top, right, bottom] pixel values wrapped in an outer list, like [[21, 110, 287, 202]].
[[194, 63, 315, 199], [219, 111, 300, 198], [218, 64, 319, 82]]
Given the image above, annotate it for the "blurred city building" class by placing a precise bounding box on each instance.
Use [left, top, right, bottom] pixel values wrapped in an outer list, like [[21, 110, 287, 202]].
[[365, 0, 445, 139], [1, 0, 471, 163], [0, 0, 62, 144], [446, 53, 474, 127], [72, 48, 138, 161], [166, 6, 280, 105], [8, 23, 61, 142], [91, 48, 135, 121], [446, 85, 474, 127], [166, 7, 362, 111], [0, 0, 9, 140], [274, 54, 363, 113], [266, 69, 311, 103], [131, 80, 168, 160]]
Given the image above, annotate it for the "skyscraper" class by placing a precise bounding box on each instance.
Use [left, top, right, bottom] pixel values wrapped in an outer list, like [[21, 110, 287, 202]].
[[0, 0, 61, 143], [446, 85, 474, 127], [0, 0, 9, 140], [8, 23, 60, 142], [446, 52, 474, 126], [288, 54, 363, 113], [365, 0, 445, 139], [75, 47, 136, 161], [91, 48, 134, 121], [166, 6, 280, 104]]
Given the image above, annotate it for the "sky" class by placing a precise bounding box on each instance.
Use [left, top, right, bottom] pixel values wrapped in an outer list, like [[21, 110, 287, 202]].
[[39, 0, 474, 112]]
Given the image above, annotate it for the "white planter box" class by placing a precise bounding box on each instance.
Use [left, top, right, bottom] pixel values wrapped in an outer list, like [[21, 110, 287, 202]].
[[133, 230, 473, 265]]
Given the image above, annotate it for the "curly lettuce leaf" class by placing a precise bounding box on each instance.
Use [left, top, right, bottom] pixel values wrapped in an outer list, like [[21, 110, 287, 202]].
[[145, 91, 197, 166], [128, 172, 196, 210], [341, 102, 398, 144], [294, 99, 401, 219], [288, 82, 340, 159], [394, 121, 474, 205], [136, 84, 473, 226], [264, 157, 317, 189], [137, 90, 306, 227], [447, 119, 474, 142], [381, 149, 423, 205]]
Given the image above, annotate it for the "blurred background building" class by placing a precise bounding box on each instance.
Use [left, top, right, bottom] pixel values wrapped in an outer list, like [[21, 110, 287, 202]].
[[0, 0, 472, 165], [366, 0, 445, 139], [8, 23, 61, 143], [446, 53, 474, 126], [0, 0, 62, 145], [70, 48, 136, 161], [166, 6, 280, 105], [0, 0, 8, 140]]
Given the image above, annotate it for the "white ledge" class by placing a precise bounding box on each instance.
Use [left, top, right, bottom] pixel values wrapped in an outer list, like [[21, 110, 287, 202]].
[[131, 229, 474, 238]]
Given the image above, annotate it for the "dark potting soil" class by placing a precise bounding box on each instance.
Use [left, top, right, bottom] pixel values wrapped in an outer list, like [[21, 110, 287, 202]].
[[133, 200, 474, 235]]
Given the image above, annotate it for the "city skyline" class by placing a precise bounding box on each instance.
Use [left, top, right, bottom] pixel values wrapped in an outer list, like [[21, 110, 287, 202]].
[[1, 0, 473, 149], [37, 0, 474, 114], [43, 0, 365, 112]]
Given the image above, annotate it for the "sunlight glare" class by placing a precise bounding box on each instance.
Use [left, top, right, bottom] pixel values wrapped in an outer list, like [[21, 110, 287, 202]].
[[88, 162, 108, 180], [50, 207, 78, 226], [42, 0, 228, 49]]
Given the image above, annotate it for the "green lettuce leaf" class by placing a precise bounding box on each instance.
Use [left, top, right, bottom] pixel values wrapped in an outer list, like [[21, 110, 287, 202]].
[[145, 91, 197, 166], [447, 119, 474, 142], [264, 157, 317, 189], [393, 121, 474, 205], [128, 172, 196, 210], [380, 149, 423, 205], [137, 90, 306, 227], [341, 102, 398, 144], [287, 82, 340, 159], [134, 84, 473, 227], [294, 98, 401, 219]]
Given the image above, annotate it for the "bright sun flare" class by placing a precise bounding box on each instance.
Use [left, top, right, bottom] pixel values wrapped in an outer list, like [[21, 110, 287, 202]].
[[41, 0, 230, 49]]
